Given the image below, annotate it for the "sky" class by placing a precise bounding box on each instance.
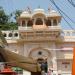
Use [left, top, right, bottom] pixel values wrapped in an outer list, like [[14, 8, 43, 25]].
[[0, 0, 75, 30]]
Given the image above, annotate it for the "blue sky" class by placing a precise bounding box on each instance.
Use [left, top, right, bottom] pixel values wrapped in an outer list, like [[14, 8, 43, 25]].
[[0, 0, 75, 30]]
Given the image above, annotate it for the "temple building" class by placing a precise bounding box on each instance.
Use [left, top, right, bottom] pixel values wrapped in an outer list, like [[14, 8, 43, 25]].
[[2, 7, 74, 75]]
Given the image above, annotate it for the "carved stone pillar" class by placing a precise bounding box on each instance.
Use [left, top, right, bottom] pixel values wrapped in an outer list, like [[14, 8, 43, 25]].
[[52, 56, 58, 75], [25, 20, 28, 28], [51, 19, 53, 26]]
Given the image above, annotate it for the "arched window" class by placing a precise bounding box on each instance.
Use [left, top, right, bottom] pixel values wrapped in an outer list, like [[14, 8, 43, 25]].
[[22, 20, 25, 26], [35, 18, 43, 25], [3, 33, 6, 37], [9, 33, 12, 37], [14, 33, 18, 37], [53, 19, 57, 26], [27, 20, 33, 27], [46, 19, 51, 26]]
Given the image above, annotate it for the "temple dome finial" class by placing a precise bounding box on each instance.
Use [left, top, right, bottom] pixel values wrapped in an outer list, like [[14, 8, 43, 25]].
[[48, 6, 52, 12], [38, 5, 41, 8]]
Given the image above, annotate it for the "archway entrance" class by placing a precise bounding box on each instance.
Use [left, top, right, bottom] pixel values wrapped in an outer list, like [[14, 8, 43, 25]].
[[37, 58, 44, 64], [37, 58, 48, 74]]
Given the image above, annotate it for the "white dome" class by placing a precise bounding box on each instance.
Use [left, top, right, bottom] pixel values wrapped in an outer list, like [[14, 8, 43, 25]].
[[47, 10, 60, 17], [22, 11, 29, 14], [20, 11, 31, 18], [34, 8, 45, 12], [32, 8, 46, 18], [51, 10, 57, 13], [33, 8, 45, 14]]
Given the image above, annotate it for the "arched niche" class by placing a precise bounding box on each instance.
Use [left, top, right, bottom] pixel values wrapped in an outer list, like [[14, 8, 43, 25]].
[[27, 20, 33, 27], [29, 47, 52, 60]]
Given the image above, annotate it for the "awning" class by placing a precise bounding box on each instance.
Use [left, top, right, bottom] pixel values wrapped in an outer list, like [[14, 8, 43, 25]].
[[1, 68, 13, 73], [0, 67, 16, 74]]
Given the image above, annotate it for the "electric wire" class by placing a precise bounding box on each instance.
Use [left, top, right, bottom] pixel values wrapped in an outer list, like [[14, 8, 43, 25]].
[[68, 0, 75, 7], [50, 0, 75, 24], [49, 0, 75, 29], [2, 0, 75, 29]]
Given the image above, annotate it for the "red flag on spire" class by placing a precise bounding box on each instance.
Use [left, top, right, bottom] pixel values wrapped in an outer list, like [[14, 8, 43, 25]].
[[72, 47, 75, 75]]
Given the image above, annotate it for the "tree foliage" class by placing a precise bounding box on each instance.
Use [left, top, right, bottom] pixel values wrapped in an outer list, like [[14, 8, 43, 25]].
[[0, 7, 8, 25], [14, 10, 22, 20], [0, 22, 18, 30], [0, 7, 21, 30]]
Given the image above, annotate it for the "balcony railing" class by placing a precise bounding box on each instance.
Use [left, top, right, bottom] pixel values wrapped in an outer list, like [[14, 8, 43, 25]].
[[48, 25, 61, 30], [18, 25, 61, 31], [61, 30, 75, 42], [18, 26, 32, 31]]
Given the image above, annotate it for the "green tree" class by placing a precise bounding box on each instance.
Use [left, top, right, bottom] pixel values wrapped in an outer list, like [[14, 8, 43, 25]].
[[14, 10, 22, 20], [0, 7, 20, 30], [0, 7, 8, 25]]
